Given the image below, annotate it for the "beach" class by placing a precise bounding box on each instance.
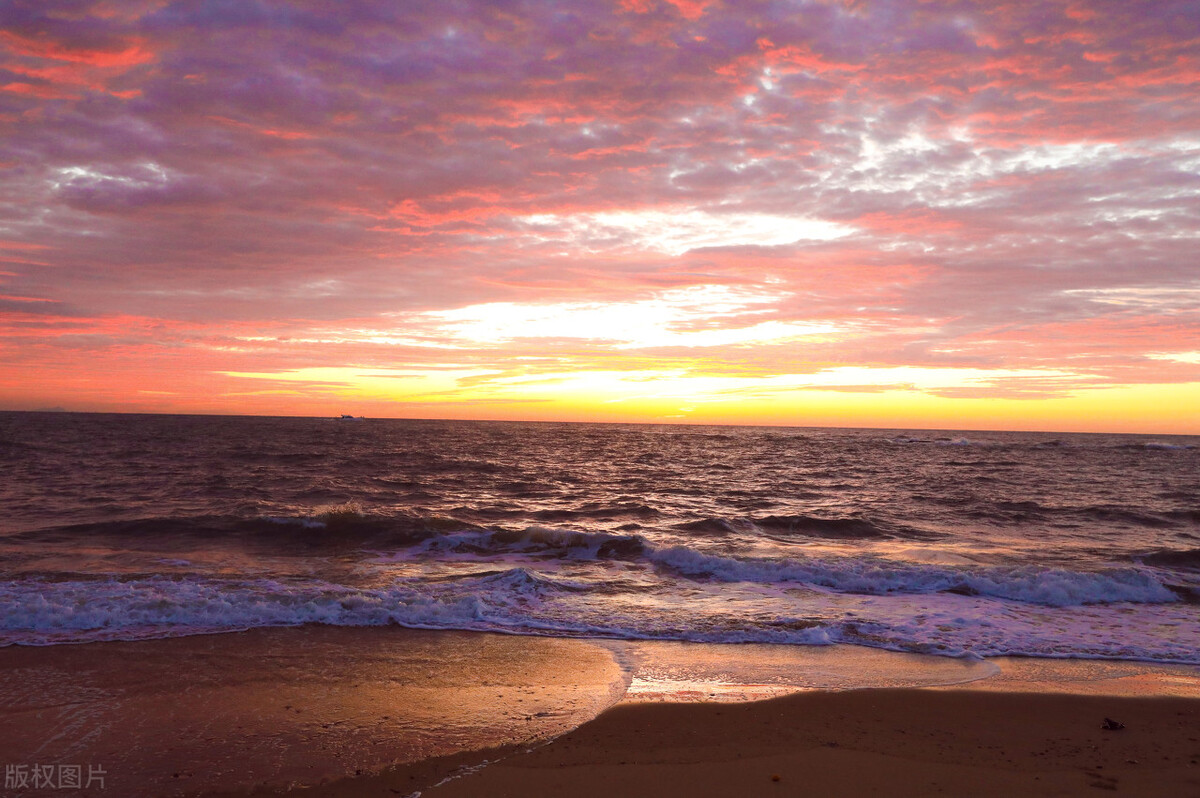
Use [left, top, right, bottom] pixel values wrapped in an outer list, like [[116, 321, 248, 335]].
[[406, 688, 1200, 798], [0, 627, 625, 796], [8, 0, 1200, 787], [296, 639, 1200, 798], [3, 416, 1199, 796], [3, 625, 1199, 797]]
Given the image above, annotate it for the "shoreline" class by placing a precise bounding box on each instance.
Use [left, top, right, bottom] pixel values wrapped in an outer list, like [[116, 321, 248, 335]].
[[292, 637, 1200, 798], [2, 626, 1199, 797]]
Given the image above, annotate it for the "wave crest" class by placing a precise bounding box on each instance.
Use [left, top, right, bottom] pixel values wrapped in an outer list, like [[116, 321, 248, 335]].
[[649, 547, 1177, 607]]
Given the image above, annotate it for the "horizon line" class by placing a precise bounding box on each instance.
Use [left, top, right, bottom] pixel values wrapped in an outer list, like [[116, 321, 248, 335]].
[[3, 407, 1196, 439]]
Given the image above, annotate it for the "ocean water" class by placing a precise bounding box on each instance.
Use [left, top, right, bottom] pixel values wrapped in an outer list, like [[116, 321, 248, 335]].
[[1, 412, 1197, 663]]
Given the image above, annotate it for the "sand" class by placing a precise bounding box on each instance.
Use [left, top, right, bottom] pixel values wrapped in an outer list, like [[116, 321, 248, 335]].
[[0, 627, 625, 796], [2, 627, 1199, 797], [296, 641, 1200, 798], [412, 688, 1200, 798]]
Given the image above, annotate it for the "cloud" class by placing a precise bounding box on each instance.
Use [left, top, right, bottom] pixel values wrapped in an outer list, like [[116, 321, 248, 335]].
[[1, 0, 1198, 425], [517, 208, 854, 255]]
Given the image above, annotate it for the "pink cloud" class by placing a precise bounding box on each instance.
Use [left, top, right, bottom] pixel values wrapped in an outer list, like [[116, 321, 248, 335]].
[[0, 0, 1197, 419]]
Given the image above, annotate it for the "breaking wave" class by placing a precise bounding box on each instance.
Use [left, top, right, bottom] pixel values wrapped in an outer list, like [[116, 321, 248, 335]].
[[647, 547, 1178, 606]]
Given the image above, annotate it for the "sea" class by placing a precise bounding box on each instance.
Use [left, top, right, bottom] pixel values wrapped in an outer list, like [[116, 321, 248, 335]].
[[1, 412, 1197, 663]]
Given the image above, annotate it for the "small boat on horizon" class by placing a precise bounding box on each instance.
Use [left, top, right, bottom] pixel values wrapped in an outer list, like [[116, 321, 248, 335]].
[[336, 414, 366, 421]]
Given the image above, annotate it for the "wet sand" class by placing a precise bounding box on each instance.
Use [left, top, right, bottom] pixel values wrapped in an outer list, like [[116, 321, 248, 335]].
[[2, 627, 1199, 797], [606, 639, 996, 702], [0, 627, 625, 796]]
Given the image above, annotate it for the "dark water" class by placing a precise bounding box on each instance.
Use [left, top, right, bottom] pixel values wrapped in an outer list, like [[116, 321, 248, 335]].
[[1, 412, 1197, 661]]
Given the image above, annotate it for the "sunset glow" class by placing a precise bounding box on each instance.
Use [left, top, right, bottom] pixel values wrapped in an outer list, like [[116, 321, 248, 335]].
[[2, 1, 1199, 432]]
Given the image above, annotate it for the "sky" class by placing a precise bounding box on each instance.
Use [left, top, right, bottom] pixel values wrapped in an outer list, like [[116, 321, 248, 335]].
[[2, 0, 1199, 433]]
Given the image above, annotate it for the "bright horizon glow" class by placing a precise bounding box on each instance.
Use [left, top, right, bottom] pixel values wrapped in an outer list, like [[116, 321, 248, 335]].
[[189, 365, 1197, 435], [24, 379, 1200, 437], [2, 1, 1199, 434]]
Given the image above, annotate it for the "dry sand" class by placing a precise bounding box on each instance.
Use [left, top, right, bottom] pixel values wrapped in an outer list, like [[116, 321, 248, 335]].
[[410, 688, 1200, 798]]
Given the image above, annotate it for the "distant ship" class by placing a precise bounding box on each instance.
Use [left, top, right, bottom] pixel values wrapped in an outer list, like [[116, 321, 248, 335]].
[[336, 414, 365, 421]]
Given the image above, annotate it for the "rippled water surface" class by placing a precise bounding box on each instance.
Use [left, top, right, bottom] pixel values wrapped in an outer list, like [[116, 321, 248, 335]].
[[1, 412, 1197, 661]]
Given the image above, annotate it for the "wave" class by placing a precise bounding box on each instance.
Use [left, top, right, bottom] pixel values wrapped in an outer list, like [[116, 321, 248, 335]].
[[530, 502, 662, 522], [966, 500, 1051, 524], [1076, 506, 1178, 528], [754, 514, 889, 539], [18, 513, 1185, 610], [670, 513, 940, 541], [9, 510, 482, 550], [1, 565, 1194, 664], [960, 502, 1196, 529], [0, 570, 839, 649], [410, 526, 648, 559], [1137, 548, 1200, 570], [385, 513, 934, 557], [888, 435, 996, 447], [388, 532, 1181, 608], [469, 566, 595, 596], [0, 575, 496, 646], [752, 513, 938, 540], [673, 518, 740, 535], [13, 500, 1199, 604], [12, 504, 671, 551], [648, 546, 1178, 607]]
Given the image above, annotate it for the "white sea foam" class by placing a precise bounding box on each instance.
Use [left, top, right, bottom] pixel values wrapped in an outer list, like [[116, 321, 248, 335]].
[[648, 547, 1178, 606], [1, 564, 1196, 664], [0, 577, 491, 645], [393, 528, 1182, 608]]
